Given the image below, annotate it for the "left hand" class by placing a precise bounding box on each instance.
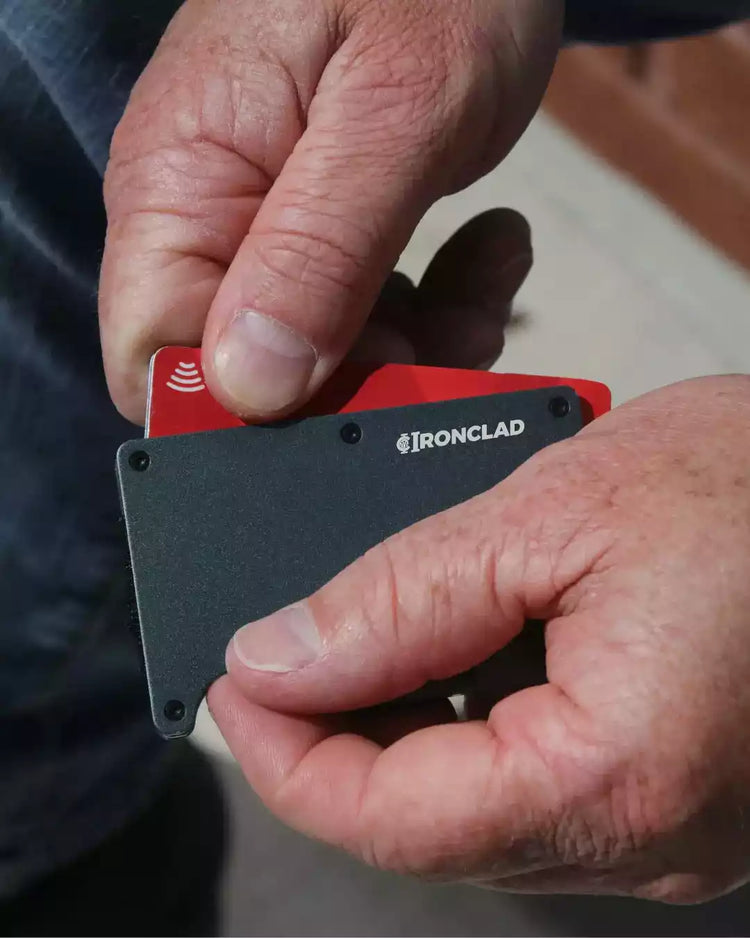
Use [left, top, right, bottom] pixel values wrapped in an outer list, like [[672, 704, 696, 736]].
[[99, 0, 558, 424], [209, 374, 750, 903]]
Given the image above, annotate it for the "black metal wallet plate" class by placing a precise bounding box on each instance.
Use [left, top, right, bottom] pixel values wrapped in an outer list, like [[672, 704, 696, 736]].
[[117, 386, 581, 738]]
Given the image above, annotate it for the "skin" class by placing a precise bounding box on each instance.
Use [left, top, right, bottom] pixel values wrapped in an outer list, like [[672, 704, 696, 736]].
[[99, 0, 561, 421], [213, 374, 750, 903], [99, 0, 750, 904]]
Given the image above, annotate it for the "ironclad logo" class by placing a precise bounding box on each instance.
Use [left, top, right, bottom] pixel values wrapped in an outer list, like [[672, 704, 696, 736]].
[[396, 420, 525, 455], [396, 433, 412, 454]]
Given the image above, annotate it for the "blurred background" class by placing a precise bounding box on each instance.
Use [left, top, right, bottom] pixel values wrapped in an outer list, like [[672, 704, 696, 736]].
[[194, 22, 750, 937]]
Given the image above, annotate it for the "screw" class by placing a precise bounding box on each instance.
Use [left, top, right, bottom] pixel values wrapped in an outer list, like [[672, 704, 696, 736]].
[[549, 396, 571, 418], [128, 450, 151, 472], [164, 699, 186, 722], [340, 422, 362, 445]]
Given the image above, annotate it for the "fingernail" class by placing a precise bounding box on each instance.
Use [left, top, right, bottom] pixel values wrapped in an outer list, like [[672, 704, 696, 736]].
[[497, 253, 533, 300], [214, 311, 317, 415], [232, 604, 322, 673]]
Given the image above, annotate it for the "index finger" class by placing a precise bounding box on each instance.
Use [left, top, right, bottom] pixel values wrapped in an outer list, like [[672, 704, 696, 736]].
[[208, 675, 583, 880]]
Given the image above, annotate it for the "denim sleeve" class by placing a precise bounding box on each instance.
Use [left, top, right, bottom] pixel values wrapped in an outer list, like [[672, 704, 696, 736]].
[[565, 0, 750, 42], [0, 0, 180, 898]]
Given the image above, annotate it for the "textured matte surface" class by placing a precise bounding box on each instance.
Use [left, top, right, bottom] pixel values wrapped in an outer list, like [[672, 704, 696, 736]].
[[118, 387, 581, 737]]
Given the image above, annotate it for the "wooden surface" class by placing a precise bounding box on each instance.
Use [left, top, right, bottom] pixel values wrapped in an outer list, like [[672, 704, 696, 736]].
[[544, 25, 750, 271]]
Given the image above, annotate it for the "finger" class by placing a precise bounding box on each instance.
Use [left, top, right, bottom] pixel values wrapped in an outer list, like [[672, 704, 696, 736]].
[[100, 143, 268, 423], [200, 126, 441, 415], [223, 458, 595, 715], [208, 676, 384, 849], [99, 5, 329, 423], [209, 677, 597, 879], [412, 209, 532, 369], [226, 492, 524, 714]]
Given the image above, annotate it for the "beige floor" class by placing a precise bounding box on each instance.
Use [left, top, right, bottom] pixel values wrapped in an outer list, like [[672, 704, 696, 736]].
[[196, 113, 750, 934]]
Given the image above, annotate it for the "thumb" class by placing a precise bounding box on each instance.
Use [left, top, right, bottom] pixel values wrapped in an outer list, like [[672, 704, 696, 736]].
[[225, 460, 590, 713], [200, 4, 559, 418], [200, 68, 451, 415], [215, 460, 613, 878]]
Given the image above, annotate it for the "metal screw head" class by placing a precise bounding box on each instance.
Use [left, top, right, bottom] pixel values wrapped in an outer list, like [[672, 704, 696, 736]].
[[128, 450, 151, 472], [549, 397, 571, 419], [164, 699, 186, 722], [340, 422, 362, 445]]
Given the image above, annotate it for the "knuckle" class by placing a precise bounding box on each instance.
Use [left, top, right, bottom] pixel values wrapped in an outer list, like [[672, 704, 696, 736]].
[[358, 830, 413, 877], [497, 439, 623, 600], [526, 724, 653, 869], [543, 753, 715, 891], [546, 793, 643, 873], [343, 42, 442, 107], [355, 804, 461, 881], [356, 538, 415, 655], [105, 59, 276, 218], [329, 12, 455, 138], [549, 811, 622, 869], [105, 133, 193, 219], [331, 0, 530, 186], [351, 523, 459, 672], [544, 766, 645, 869]]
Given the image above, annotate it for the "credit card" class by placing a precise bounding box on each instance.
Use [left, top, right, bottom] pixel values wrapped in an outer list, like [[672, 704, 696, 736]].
[[146, 346, 611, 438]]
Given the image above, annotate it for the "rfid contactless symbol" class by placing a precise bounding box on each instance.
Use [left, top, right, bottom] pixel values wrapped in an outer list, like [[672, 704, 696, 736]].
[[166, 361, 205, 393]]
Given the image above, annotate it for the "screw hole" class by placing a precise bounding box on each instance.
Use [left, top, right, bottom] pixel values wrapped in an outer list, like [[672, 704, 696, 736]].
[[549, 397, 571, 419], [164, 699, 186, 722], [129, 450, 151, 472], [340, 422, 362, 445]]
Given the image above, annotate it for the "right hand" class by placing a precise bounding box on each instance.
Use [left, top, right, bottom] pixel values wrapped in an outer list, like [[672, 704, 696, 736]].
[[212, 375, 750, 904], [99, 0, 562, 424]]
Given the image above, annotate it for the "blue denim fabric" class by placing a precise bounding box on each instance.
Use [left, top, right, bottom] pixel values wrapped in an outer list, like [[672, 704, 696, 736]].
[[565, 0, 750, 41], [0, 0, 180, 898], [0, 0, 747, 899]]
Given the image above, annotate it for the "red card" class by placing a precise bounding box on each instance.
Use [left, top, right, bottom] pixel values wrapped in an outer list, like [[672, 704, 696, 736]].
[[146, 347, 611, 438]]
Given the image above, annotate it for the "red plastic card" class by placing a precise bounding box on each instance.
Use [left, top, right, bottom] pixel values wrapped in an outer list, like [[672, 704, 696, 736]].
[[146, 346, 611, 438]]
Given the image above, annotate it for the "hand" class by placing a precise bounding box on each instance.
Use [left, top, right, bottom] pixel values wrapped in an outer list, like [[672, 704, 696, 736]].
[[210, 376, 750, 904], [99, 0, 561, 423]]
